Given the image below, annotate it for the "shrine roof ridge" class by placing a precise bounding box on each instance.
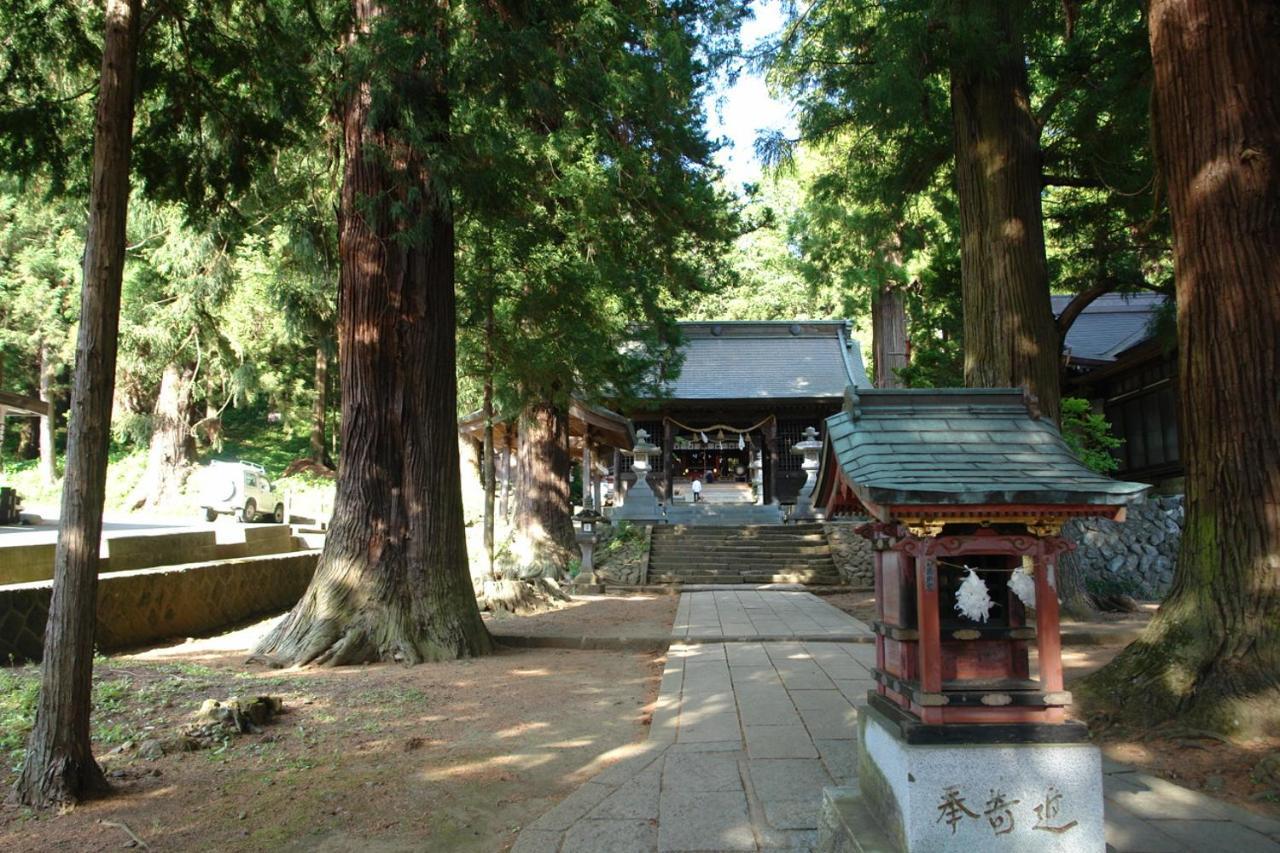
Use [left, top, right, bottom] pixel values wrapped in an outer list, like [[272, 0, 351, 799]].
[[821, 386, 1150, 510], [653, 318, 870, 401]]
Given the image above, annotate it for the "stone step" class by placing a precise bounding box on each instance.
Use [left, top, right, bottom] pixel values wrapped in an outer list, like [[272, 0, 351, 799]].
[[649, 565, 838, 576], [651, 573, 841, 585], [650, 539, 832, 551], [655, 555, 834, 568], [655, 522, 824, 527], [651, 532, 830, 543]]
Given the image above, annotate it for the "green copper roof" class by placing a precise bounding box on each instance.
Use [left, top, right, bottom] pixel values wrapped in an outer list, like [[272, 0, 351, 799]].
[[821, 388, 1150, 508]]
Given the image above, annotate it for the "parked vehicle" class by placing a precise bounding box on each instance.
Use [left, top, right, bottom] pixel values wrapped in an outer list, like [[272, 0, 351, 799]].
[[198, 460, 285, 523]]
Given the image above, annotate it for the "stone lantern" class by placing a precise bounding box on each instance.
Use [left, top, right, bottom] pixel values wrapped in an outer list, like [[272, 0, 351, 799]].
[[573, 506, 609, 590], [790, 426, 823, 521], [613, 428, 662, 522]]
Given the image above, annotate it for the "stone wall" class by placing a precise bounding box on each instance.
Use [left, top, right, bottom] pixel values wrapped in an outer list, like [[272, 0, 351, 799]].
[[1061, 496, 1184, 600], [596, 524, 651, 586], [823, 521, 874, 587], [0, 550, 319, 664]]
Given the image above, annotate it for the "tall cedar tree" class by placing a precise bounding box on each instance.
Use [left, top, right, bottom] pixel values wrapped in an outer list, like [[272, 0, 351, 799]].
[[1078, 0, 1280, 734], [13, 0, 139, 808], [252, 0, 492, 665], [949, 0, 1060, 419], [456, 0, 741, 576], [768, 0, 1164, 404], [3, 0, 319, 804]]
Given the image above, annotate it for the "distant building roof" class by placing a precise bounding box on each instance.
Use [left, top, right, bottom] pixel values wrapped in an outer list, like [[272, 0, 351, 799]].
[[819, 388, 1149, 512], [1052, 292, 1166, 363], [660, 320, 870, 401]]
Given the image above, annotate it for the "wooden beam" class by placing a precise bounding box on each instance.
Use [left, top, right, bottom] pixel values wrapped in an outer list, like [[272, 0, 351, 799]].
[[0, 391, 50, 418]]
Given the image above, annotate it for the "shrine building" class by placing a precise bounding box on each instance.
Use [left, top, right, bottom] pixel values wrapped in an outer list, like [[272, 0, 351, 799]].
[[614, 320, 870, 509]]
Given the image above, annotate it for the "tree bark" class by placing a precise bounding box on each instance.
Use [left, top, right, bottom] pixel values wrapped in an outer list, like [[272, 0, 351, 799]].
[[950, 0, 1061, 421], [14, 0, 140, 808], [512, 400, 575, 577], [133, 362, 195, 510], [871, 283, 908, 388], [308, 343, 331, 466], [251, 0, 490, 667], [16, 417, 38, 460], [481, 300, 496, 578], [1079, 0, 1280, 735], [38, 340, 58, 484]]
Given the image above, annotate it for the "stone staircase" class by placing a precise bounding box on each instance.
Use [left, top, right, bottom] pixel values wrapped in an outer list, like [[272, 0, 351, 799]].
[[647, 523, 841, 585], [662, 502, 784, 526]]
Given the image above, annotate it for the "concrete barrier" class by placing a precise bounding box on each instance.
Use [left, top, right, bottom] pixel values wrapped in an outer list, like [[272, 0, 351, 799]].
[[0, 524, 310, 584], [0, 543, 58, 585], [0, 550, 320, 664], [105, 530, 219, 571]]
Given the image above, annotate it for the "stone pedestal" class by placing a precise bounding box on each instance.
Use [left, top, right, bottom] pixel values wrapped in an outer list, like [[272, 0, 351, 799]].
[[817, 698, 1104, 853]]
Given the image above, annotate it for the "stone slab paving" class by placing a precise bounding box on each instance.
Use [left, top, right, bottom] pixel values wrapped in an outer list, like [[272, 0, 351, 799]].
[[671, 589, 874, 643], [514, 591, 1280, 853]]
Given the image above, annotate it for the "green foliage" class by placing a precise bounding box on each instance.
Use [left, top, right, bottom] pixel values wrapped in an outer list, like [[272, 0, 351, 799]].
[[0, 666, 138, 774], [1060, 397, 1123, 474], [764, 0, 1169, 384], [455, 0, 747, 420]]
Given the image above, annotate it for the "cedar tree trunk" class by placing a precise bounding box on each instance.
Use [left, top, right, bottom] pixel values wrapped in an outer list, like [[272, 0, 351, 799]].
[[871, 283, 908, 389], [950, 0, 1061, 421], [38, 340, 58, 484], [134, 362, 195, 509], [481, 301, 496, 577], [14, 0, 139, 808], [1079, 0, 1280, 734], [512, 401, 575, 576], [252, 1, 490, 666], [308, 343, 331, 466]]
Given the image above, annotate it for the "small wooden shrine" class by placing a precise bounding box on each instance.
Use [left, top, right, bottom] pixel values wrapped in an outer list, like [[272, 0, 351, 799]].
[[814, 388, 1149, 730]]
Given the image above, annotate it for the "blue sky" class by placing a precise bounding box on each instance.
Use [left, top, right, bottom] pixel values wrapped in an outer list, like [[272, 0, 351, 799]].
[[704, 1, 796, 190]]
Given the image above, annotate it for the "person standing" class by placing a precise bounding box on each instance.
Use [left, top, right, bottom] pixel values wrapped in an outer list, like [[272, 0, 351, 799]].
[[691, 477, 703, 503]]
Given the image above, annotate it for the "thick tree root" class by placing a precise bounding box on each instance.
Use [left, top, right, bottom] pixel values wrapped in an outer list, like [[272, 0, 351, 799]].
[[1075, 611, 1280, 737], [477, 577, 571, 616], [11, 750, 109, 809]]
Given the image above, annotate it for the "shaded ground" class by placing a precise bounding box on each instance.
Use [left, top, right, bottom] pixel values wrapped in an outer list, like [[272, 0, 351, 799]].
[[0, 609, 665, 852], [817, 589, 1280, 818], [484, 592, 677, 642]]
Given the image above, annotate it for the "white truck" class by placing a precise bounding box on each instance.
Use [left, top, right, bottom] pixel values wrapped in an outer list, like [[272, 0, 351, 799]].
[[198, 460, 285, 524]]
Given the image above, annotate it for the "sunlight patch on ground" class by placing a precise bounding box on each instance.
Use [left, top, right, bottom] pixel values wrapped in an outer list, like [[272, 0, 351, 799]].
[[494, 722, 551, 739], [416, 751, 559, 781]]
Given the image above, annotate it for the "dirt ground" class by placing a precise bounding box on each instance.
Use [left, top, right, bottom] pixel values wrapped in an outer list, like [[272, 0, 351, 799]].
[[0, 609, 666, 852], [484, 592, 678, 641], [816, 589, 1280, 818]]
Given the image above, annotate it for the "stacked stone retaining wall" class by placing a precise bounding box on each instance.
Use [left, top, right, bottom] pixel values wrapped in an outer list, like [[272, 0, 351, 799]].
[[823, 521, 874, 587], [0, 550, 319, 664], [1062, 495, 1184, 600]]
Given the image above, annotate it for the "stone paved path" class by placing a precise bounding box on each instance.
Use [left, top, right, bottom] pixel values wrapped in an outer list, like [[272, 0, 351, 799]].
[[513, 591, 1280, 853], [672, 590, 873, 642]]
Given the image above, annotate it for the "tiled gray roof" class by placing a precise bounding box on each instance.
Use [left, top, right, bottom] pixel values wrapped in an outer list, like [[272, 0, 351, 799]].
[[1051, 293, 1165, 362], [822, 388, 1149, 507], [663, 321, 870, 400]]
